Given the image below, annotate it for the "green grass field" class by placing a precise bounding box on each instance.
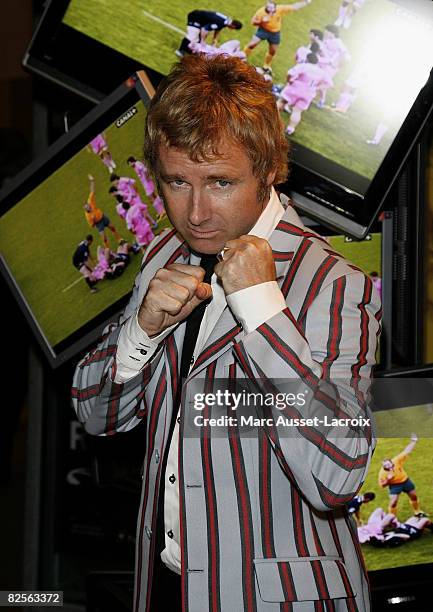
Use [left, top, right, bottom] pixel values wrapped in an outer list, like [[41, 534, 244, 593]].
[[328, 232, 380, 277], [63, 0, 400, 180], [0, 100, 170, 347], [356, 409, 433, 571]]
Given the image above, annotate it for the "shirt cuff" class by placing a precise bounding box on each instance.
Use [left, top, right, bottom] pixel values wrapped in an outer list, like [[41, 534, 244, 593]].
[[114, 313, 175, 383], [226, 281, 287, 334]]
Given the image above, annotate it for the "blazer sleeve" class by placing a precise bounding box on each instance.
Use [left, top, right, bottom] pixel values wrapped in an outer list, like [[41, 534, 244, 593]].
[[232, 269, 382, 512], [71, 261, 163, 436]]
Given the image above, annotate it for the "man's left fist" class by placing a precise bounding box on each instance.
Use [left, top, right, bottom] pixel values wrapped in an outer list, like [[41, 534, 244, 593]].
[[214, 235, 276, 296]]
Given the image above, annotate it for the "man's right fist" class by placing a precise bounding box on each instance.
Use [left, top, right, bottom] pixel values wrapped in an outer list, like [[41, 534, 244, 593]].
[[137, 263, 213, 338]]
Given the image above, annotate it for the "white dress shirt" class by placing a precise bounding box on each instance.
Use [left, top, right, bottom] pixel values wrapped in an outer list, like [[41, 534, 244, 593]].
[[114, 188, 287, 573]]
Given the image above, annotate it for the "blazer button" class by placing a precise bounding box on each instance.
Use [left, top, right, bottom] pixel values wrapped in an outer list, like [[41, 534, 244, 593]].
[[167, 530, 174, 539], [139, 349, 147, 356], [190, 356, 194, 365], [155, 450, 160, 464], [145, 526, 152, 539], [169, 474, 176, 484]]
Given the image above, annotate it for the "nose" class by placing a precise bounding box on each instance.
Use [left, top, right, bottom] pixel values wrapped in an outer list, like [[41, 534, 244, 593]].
[[188, 188, 212, 226]]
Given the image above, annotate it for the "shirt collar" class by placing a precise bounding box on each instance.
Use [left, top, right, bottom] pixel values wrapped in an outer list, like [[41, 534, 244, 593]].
[[247, 187, 284, 241]]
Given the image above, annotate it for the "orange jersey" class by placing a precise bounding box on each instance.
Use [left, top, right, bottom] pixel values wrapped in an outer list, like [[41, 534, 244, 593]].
[[378, 452, 409, 487], [252, 5, 296, 33], [85, 191, 104, 226]]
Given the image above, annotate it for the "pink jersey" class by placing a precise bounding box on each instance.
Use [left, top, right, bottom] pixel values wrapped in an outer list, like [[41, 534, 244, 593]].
[[132, 161, 155, 196], [322, 37, 350, 70], [288, 62, 331, 89], [357, 508, 398, 544], [152, 195, 165, 216], [282, 63, 332, 110], [126, 205, 155, 246], [295, 45, 310, 63], [317, 51, 335, 77], [116, 203, 128, 219], [126, 203, 145, 232], [93, 249, 111, 280], [117, 177, 137, 201], [130, 196, 148, 212], [135, 223, 155, 246], [89, 134, 107, 155]]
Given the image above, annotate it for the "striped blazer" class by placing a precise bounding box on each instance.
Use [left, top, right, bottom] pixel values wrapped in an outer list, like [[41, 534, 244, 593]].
[[72, 199, 381, 612]]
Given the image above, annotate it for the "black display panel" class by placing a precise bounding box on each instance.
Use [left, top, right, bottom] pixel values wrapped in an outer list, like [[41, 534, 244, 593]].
[[0, 72, 158, 367]]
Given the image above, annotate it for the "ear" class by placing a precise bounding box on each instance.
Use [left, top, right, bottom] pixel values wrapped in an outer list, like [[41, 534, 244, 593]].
[[266, 168, 277, 186]]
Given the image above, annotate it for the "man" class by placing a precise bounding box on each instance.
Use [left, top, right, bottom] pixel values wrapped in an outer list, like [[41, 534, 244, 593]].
[[294, 40, 321, 64], [378, 434, 424, 517], [176, 10, 243, 57], [110, 173, 157, 228], [123, 201, 155, 249], [127, 156, 157, 199], [72, 55, 381, 611], [87, 133, 117, 174], [72, 234, 98, 293], [365, 511, 432, 547], [356, 507, 398, 544], [244, 1, 312, 73], [335, 0, 365, 30], [84, 174, 121, 247], [374, 513, 432, 547], [277, 52, 332, 134], [347, 491, 376, 526], [315, 25, 351, 108]]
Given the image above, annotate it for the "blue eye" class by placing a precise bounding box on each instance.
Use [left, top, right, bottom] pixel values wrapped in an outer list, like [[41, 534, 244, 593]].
[[216, 180, 231, 187], [169, 180, 186, 189]]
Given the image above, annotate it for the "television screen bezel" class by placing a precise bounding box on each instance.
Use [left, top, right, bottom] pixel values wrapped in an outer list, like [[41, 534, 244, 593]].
[[24, 0, 433, 239], [0, 70, 154, 368]]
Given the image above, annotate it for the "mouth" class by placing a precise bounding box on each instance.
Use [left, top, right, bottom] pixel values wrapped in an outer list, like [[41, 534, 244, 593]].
[[188, 228, 220, 239]]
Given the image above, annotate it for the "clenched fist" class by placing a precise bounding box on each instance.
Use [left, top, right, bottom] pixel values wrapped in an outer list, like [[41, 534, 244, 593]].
[[137, 263, 212, 337], [214, 235, 276, 295]]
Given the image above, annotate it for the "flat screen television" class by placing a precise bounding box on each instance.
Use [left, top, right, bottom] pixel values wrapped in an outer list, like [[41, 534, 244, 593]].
[[361, 365, 433, 610], [0, 71, 160, 368], [24, 0, 433, 238]]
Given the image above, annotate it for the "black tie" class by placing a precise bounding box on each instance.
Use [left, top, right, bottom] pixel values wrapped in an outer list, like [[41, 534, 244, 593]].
[[153, 254, 218, 562], [178, 253, 218, 381]]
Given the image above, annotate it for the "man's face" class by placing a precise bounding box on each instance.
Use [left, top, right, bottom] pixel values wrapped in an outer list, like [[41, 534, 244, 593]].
[[382, 460, 394, 471], [156, 139, 275, 255]]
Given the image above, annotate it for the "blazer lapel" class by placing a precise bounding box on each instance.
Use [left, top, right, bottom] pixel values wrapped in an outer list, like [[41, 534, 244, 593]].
[[188, 307, 243, 377]]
